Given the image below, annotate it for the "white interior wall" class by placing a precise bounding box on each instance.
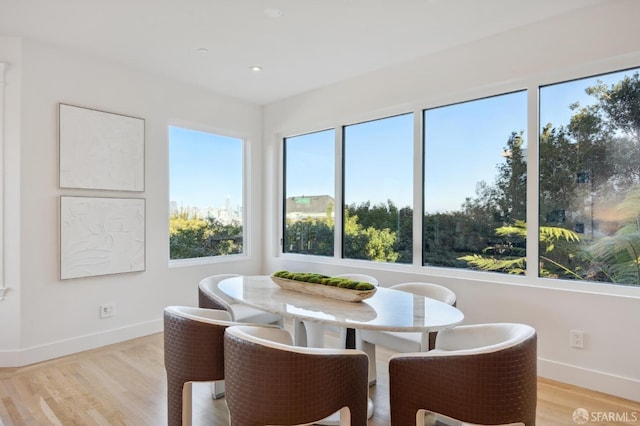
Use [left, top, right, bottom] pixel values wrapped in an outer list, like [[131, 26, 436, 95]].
[[0, 37, 22, 359], [0, 37, 263, 365], [262, 1, 640, 401]]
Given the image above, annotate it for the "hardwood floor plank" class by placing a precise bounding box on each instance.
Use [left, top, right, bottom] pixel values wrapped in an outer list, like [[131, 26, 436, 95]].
[[0, 331, 638, 426], [1, 394, 25, 426]]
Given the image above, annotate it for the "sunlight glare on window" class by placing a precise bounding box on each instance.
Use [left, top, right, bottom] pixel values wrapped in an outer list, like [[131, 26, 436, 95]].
[[539, 68, 640, 286]]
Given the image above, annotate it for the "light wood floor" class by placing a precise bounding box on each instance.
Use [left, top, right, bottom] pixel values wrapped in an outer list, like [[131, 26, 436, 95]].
[[1, 329, 638, 426]]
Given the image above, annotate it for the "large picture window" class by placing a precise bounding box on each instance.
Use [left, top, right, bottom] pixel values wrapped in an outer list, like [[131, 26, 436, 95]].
[[423, 91, 527, 272], [280, 65, 640, 289], [539, 68, 640, 285], [343, 113, 413, 263], [169, 126, 244, 260], [283, 129, 335, 256]]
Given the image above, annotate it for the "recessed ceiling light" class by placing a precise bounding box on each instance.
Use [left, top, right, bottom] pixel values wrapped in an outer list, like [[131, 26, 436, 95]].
[[250, 66, 263, 72], [197, 48, 209, 53], [264, 7, 283, 18]]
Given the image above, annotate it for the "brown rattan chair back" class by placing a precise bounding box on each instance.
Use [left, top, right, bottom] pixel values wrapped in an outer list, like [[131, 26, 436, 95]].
[[224, 325, 370, 426], [163, 306, 233, 426], [389, 323, 537, 426]]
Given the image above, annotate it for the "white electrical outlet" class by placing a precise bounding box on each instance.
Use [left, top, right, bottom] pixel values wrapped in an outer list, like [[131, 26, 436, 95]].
[[100, 303, 115, 318], [569, 329, 584, 348]]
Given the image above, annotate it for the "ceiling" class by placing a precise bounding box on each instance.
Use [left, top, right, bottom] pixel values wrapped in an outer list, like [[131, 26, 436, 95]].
[[0, 0, 608, 105]]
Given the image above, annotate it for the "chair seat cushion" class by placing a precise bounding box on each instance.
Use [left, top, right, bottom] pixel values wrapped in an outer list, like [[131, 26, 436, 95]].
[[230, 303, 281, 324], [360, 329, 423, 353]]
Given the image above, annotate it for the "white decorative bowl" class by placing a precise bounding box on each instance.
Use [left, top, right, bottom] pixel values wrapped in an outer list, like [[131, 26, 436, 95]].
[[271, 276, 377, 302]]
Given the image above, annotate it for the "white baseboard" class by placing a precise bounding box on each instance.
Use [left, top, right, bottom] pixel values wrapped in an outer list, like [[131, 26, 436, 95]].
[[0, 319, 163, 367], [538, 357, 640, 403]]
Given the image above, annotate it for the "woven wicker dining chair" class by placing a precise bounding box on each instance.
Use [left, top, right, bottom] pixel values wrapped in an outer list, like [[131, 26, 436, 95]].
[[389, 323, 537, 426], [163, 306, 277, 426], [198, 274, 283, 399], [224, 325, 370, 426]]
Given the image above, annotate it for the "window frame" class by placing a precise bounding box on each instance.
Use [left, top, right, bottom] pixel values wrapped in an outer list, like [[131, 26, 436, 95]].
[[341, 112, 415, 264], [421, 89, 528, 273], [276, 58, 640, 297], [537, 66, 640, 286], [282, 128, 336, 257], [168, 123, 248, 267]]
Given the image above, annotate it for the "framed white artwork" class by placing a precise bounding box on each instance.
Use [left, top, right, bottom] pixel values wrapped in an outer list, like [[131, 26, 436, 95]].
[[59, 103, 145, 191], [60, 196, 145, 279]]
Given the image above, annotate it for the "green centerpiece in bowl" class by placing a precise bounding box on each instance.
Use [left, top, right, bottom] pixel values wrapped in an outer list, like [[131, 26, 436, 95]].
[[271, 270, 377, 302]]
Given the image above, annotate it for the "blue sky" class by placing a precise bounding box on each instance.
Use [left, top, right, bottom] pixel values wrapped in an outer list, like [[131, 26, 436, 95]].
[[344, 114, 414, 208], [284, 115, 415, 209], [424, 91, 527, 212], [170, 68, 637, 213], [169, 126, 243, 211], [285, 129, 335, 199]]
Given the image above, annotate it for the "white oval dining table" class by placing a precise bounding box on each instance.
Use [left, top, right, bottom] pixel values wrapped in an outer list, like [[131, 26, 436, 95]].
[[218, 274, 464, 348]]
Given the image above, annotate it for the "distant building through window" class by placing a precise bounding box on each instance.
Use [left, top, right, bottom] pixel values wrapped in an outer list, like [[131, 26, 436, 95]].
[[283, 129, 335, 256], [286, 195, 335, 221]]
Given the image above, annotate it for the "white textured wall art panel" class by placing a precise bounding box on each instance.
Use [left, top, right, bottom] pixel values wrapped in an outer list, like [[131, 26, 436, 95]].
[[60, 196, 145, 279], [59, 104, 144, 191]]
